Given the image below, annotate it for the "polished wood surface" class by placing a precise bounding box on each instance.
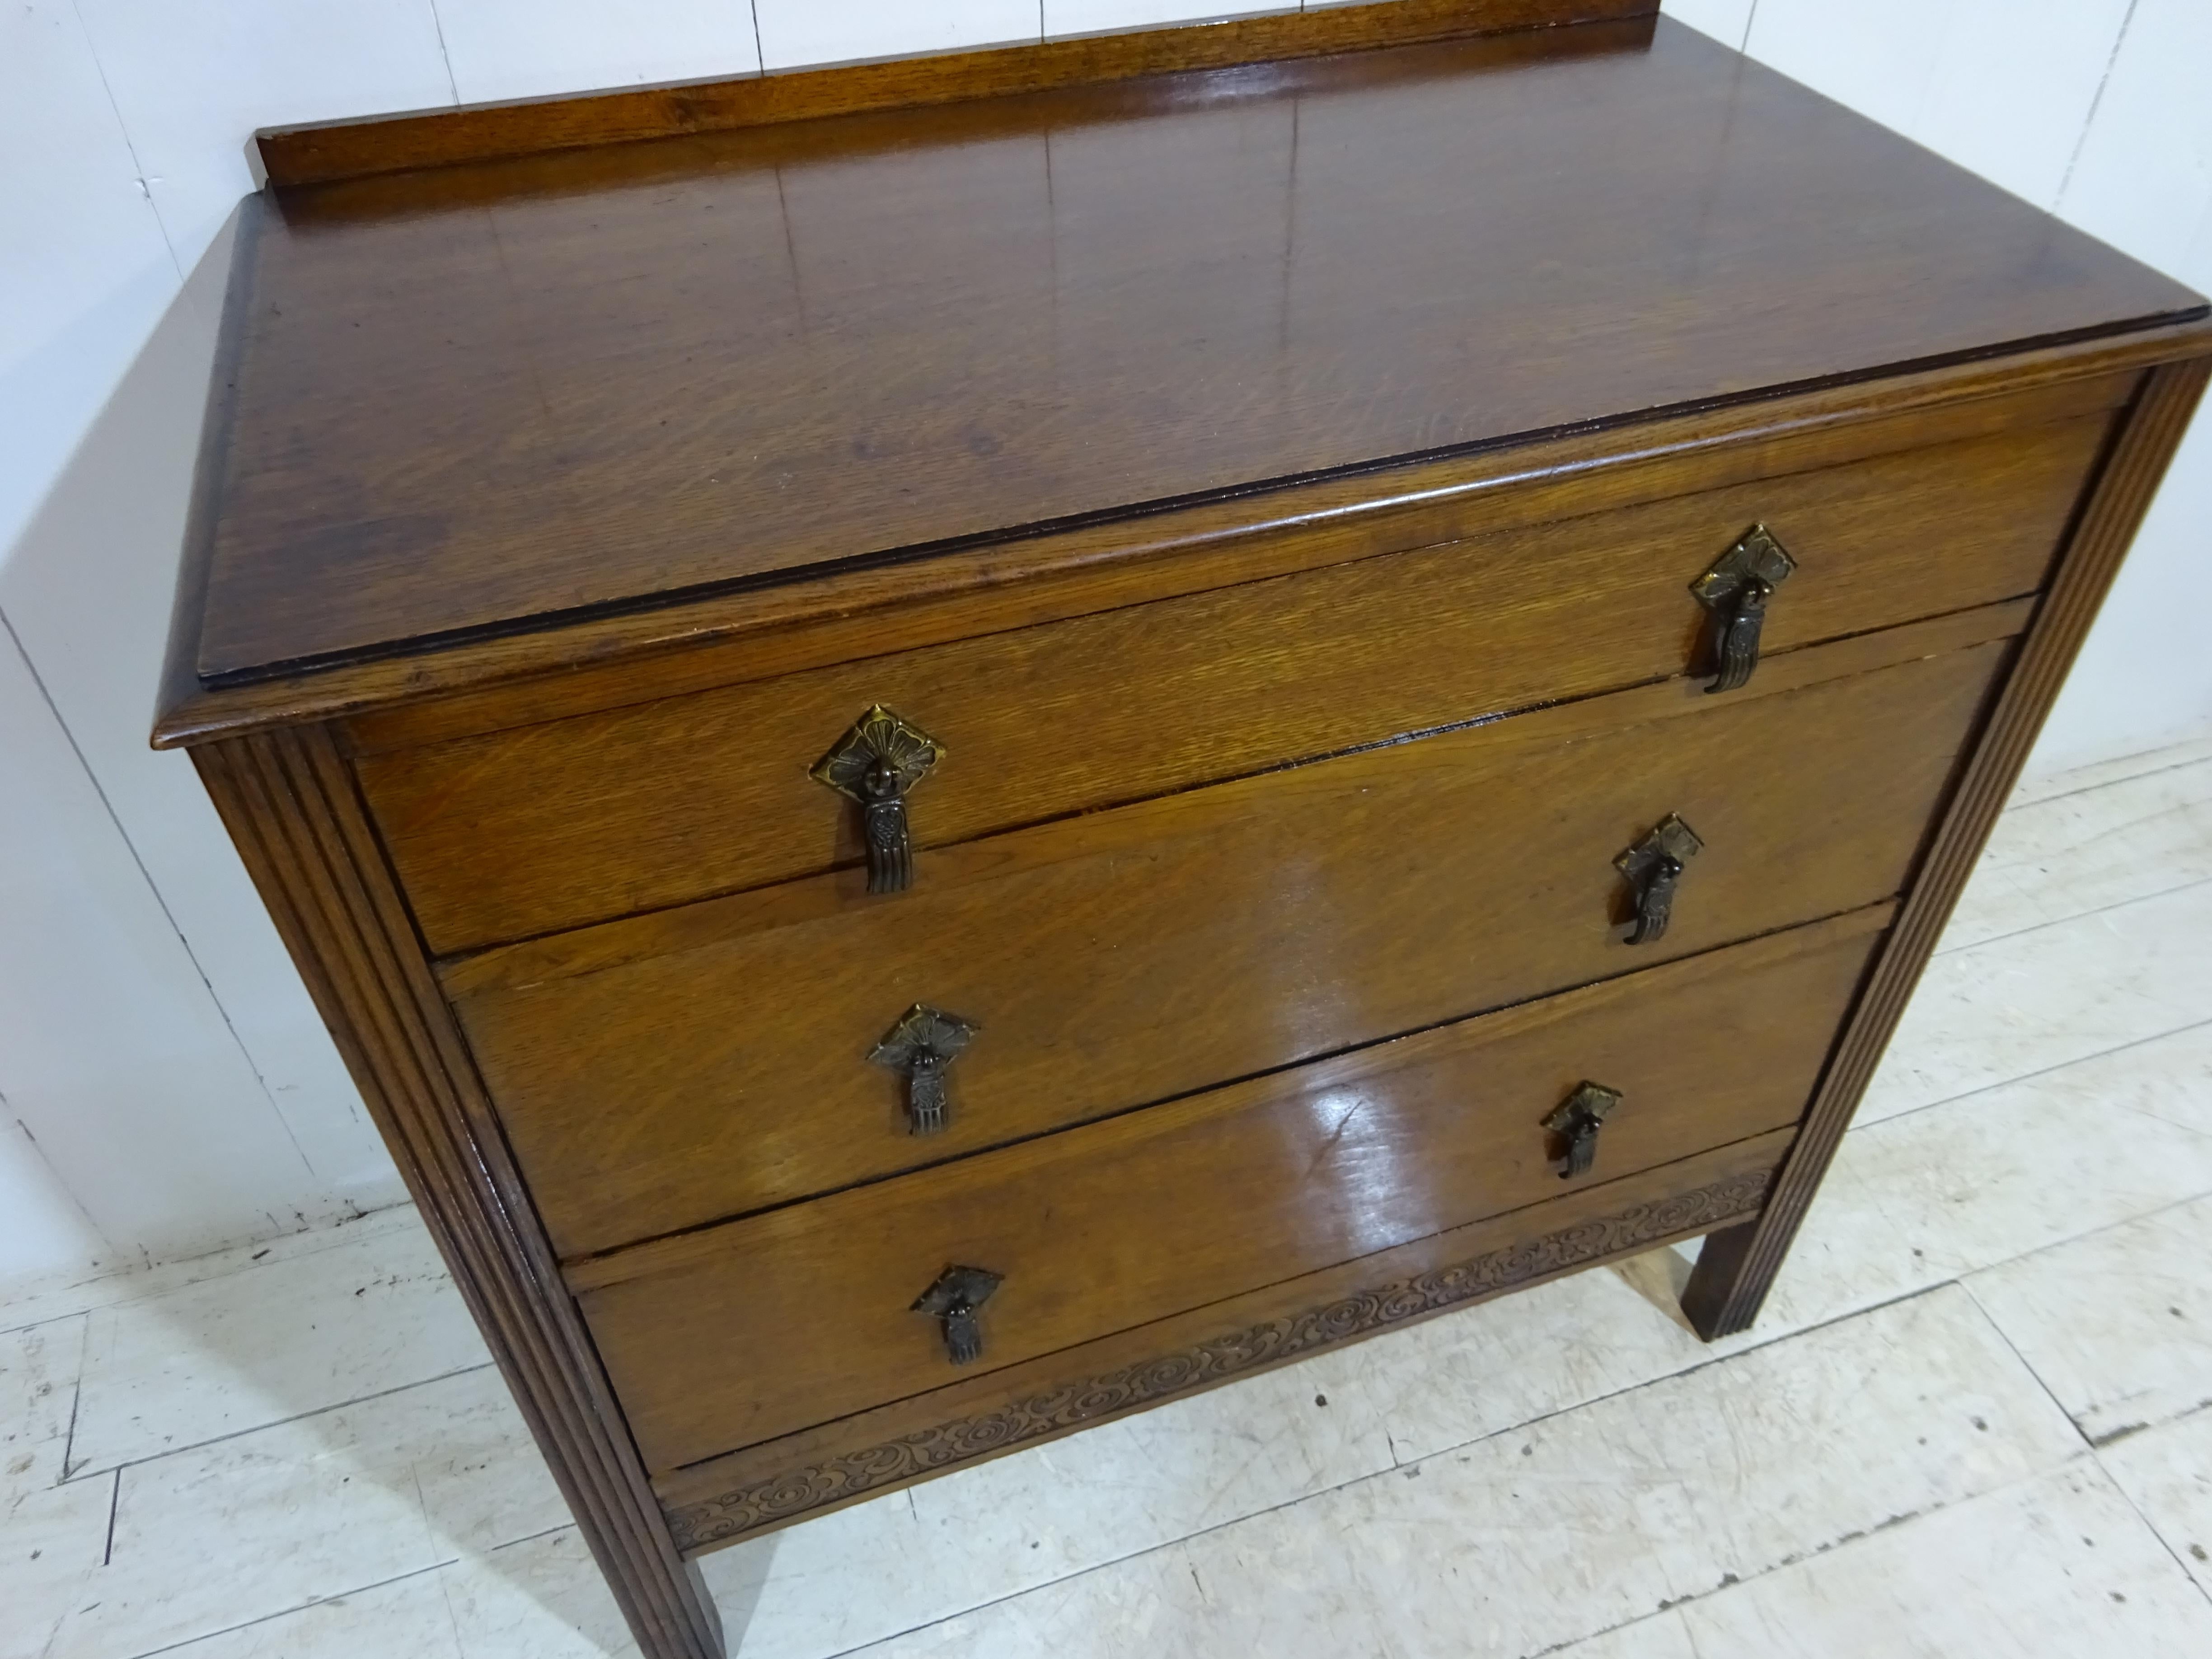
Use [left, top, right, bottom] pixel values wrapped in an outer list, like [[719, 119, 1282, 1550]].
[[257, 0, 1654, 186], [449, 610, 2014, 1258], [366, 414, 2106, 953], [578, 909, 1884, 1471], [658, 1126, 1790, 1549], [182, 20, 2199, 685]]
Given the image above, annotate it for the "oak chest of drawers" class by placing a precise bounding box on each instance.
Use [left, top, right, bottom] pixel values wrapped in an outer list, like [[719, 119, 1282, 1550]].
[[153, 5, 2211, 1654]]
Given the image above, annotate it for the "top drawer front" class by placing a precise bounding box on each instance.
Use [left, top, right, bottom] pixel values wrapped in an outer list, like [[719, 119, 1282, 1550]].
[[364, 414, 2107, 954]]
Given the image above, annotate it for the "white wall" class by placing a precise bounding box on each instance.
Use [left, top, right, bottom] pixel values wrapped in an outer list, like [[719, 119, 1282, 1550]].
[[3, 0, 2208, 1292], [1666, 0, 2212, 767]]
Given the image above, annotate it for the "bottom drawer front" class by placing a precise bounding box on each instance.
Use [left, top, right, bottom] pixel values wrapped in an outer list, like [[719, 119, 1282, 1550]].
[[655, 1128, 1792, 1551], [573, 907, 1887, 1472]]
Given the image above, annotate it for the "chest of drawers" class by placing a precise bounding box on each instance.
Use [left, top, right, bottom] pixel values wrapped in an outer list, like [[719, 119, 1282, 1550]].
[[153, 5, 2210, 1654]]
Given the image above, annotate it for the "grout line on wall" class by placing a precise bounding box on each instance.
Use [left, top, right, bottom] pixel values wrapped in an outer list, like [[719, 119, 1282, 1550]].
[[0, 611, 314, 1181], [2055, 0, 2142, 211], [66, 0, 186, 283], [423, 1, 464, 106]]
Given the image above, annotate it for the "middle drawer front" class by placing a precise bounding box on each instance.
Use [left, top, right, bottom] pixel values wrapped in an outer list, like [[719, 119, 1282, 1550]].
[[447, 611, 2015, 1260], [571, 908, 1888, 1473]]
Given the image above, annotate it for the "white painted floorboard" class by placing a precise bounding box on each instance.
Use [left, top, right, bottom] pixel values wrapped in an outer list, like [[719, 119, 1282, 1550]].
[[4, 737, 2211, 1658]]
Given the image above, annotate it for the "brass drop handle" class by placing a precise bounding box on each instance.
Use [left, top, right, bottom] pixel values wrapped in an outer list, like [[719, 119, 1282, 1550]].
[[868, 1004, 979, 1135], [811, 704, 947, 894], [1615, 814, 1703, 945], [913, 1265, 1001, 1365], [1544, 1081, 1622, 1179], [1692, 524, 1796, 693]]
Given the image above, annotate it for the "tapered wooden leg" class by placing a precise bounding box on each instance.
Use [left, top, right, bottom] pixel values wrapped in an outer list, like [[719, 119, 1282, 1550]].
[[1680, 1217, 1763, 1339], [1676, 359, 2212, 1346]]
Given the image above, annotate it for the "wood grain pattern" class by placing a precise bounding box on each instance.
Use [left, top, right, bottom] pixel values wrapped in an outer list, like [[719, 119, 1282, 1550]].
[[364, 414, 2109, 953], [189, 727, 722, 1657], [577, 908, 1884, 1469], [184, 22, 2201, 686], [658, 1127, 1790, 1551], [255, 1, 1655, 186], [1683, 356, 2212, 1339], [450, 610, 2016, 1258]]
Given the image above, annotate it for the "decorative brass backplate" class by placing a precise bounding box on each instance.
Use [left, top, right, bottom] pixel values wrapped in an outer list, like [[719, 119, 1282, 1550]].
[[809, 704, 947, 894], [1614, 813, 1703, 945], [1691, 524, 1797, 694], [1542, 1080, 1624, 1178], [912, 1264, 1003, 1365], [867, 1004, 980, 1135]]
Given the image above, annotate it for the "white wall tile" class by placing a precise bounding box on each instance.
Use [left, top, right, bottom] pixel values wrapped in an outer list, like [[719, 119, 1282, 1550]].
[[1045, 1, 1281, 40], [2037, 403, 2212, 775], [1659, 0, 1754, 51], [0, 629, 338, 1267], [1743, 0, 1952, 139], [74, 0, 458, 271], [0, 1127, 108, 1306], [0, 216, 403, 1231], [436, 0, 760, 106], [0, 4, 389, 1287], [1913, 0, 2136, 208], [754, 0, 1040, 73], [0, 0, 180, 557], [2034, 0, 2212, 773], [2057, 0, 2212, 287]]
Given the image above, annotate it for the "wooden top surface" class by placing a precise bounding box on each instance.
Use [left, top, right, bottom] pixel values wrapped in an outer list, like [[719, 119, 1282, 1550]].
[[189, 16, 2203, 685]]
